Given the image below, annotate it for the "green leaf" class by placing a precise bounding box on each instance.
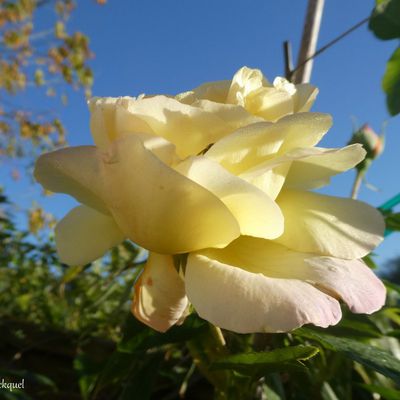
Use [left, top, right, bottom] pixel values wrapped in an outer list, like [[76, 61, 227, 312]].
[[383, 47, 400, 116], [62, 264, 87, 283], [119, 353, 163, 400], [295, 328, 400, 384], [358, 383, 400, 400], [74, 353, 103, 399], [387, 330, 400, 338], [362, 254, 378, 269], [118, 314, 208, 354], [369, 0, 400, 40], [262, 384, 282, 400], [385, 212, 400, 230], [383, 279, 400, 293], [210, 345, 319, 376], [321, 313, 382, 339]]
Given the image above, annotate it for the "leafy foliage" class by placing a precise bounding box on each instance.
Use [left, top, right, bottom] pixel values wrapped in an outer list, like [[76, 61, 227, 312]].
[[369, 0, 400, 40], [369, 0, 400, 115], [0, 0, 95, 159]]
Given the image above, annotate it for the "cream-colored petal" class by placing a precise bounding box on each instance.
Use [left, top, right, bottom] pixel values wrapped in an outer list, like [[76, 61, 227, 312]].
[[55, 205, 124, 266], [277, 112, 332, 153], [239, 162, 291, 200], [205, 122, 281, 174], [175, 156, 284, 239], [284, 144, 366, 189], [115, 95, 260, 158], [34, 146, 108, 214], [292, 84, 318, 112], [185, 253, 341, 333], [132, 253, 189, 332], [275, 190, 385, 259], [176, 80, 231, 104], [88, 97, 119, 148], [89, 97, 178, 164], [191, 99, 262, 130], [227, 67, 268, 106], [202, 237, 385, 315], [206, 113, 332, 175], [128, 132, 178, 165], [100, 135, 240, 254], [239, 144, 366, 198], [246, 86, 294, 121]]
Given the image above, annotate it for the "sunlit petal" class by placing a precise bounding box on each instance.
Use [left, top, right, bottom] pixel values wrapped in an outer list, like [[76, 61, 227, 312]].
[[100, 135, 240, 254], [132, 253, 189, 332], [34, 146, 108, 214], [275, 190, 385, 259], [55, 205, 124, 266], [185, 253, 341, 333], [175, 156, 284, 239]]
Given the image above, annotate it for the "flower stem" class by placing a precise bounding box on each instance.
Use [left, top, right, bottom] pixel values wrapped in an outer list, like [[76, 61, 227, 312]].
[[351, 170, 364, 199], [186, 323, 228, 395], [210, 325, 226, 347]]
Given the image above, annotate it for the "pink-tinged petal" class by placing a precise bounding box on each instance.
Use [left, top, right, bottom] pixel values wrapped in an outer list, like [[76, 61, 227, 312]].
[[132, 253, 189, 332], [34, 146, 108, 214], [304, 257, 386, 314], [100, 135, 240, 254], [175, 156, 284, 240], [202, 237, 385, 315], [275, 190, 385, 259], [55, 205, 124, 266], [185, 253, 341, 334]]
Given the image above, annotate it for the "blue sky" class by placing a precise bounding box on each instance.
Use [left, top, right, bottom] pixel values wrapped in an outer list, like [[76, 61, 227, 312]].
[[1, 0, 399, 266]]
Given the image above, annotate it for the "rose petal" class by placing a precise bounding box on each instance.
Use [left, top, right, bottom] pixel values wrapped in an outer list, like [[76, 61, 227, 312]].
[[239, 162, 291, 200], [89, 97, 178, 164], [293, 84, 318, 112], [284, 144, 366, 189], [175, 156, 284, 239], [55, 205, 124, 265], [132, 253, 189, 332], [202, 237, 385, 315], [185, 253, 341, 333], [176, 80, 231, 104], [34, 146, 108, 214], [227, 66, 268, 106], [88, 97, 119, 148], [115, 95, 259, 158], [239, 144, 366, 198], [304, 257, 386, 314], [275, 190, 385, 259], [245, 86, 294, 121], [100, 135, 240, 254], [206, 113, 332, 175]]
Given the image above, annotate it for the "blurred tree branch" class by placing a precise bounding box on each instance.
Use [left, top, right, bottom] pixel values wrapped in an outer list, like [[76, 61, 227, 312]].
[[0, 0, 97, 161]]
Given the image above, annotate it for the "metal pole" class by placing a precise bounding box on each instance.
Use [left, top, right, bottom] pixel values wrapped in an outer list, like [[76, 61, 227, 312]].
[[294, 0, 325, 84]]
